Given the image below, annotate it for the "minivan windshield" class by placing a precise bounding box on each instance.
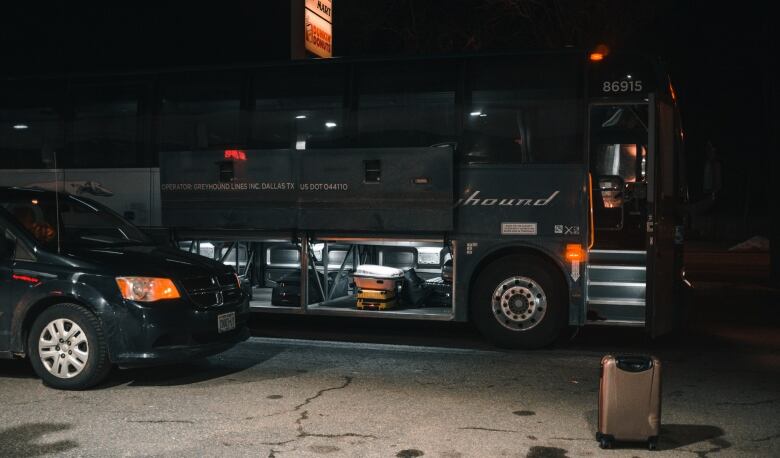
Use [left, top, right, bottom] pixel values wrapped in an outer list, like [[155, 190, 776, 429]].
[[1, 192, 151, 248]]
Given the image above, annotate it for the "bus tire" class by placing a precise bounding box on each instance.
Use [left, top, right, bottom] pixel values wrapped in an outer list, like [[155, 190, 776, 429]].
[[471, 255, 566, 349], [27, 303, 112, 390]]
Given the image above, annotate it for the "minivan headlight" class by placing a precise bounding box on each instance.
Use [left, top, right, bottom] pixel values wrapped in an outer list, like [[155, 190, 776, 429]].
[[116, 277, 181, 302]]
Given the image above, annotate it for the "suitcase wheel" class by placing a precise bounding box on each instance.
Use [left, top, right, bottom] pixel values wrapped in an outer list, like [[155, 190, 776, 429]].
[[598, 437, 613, 449], [648, 437, 658, 451]]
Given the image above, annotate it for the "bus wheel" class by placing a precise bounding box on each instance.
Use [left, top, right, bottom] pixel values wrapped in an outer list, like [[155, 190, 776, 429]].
[[471, 255, 566, 349], [27, 303, 112, 390]]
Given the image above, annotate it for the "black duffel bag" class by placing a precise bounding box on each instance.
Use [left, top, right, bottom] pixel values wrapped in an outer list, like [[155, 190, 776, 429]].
[[400, 268, 430, 307]]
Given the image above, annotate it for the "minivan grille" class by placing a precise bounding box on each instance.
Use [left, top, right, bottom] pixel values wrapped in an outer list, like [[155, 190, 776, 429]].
[[179, 273, 242, 308]]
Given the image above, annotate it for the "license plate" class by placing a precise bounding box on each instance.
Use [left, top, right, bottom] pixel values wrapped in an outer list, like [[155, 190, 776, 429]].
[[217, 312, 236, 333]]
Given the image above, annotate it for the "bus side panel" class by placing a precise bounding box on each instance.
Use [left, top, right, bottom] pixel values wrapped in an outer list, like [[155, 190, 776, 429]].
[[160, 147, 453, 232], [452, 165, 588, 324], [298, 147, 453, 231], [161, 149, 298, 230]]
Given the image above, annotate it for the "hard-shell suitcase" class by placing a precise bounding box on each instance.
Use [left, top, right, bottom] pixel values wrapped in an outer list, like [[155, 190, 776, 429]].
[[441, 259, 453, 283], [271, 270, 324, 305], [353, 265, 404, 292], [357, 288, 396, 301], [597, 354, 662, 450], [425, 277, 452, 307], [356, 297, 398, 310], [271, 282, 300, 306]]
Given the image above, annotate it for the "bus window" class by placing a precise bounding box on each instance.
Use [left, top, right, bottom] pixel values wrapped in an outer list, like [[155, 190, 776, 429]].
[[590, 105, 648, 185], [593, 144, 647, 184], [252, 64, 346, 150], [160, 72, 242, 151], [0, 84, 64, 169], [355, 60, 456, 148], [70, 84, 143, 167], [462, 55, 583, 165], [590, 104, 649, 245]]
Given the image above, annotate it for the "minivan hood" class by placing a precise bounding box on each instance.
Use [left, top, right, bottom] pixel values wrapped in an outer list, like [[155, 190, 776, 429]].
[[60, 244, 232, 279]]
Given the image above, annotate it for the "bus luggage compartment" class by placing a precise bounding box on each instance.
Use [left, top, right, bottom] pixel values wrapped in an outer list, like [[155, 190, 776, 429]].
[[160, 147, 454, 232]]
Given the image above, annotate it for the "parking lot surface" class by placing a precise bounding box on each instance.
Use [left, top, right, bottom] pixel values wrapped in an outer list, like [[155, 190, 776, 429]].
[[2, 309, 779, 458]]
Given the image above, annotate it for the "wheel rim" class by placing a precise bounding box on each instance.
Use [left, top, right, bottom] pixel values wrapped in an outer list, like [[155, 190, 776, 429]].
[[491, 276, 547, 332], [38, 318, 89, 379]]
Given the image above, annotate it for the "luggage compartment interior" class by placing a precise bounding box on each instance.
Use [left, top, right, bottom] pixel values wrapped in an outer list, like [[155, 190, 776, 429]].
[[176, 237, 455, 320]]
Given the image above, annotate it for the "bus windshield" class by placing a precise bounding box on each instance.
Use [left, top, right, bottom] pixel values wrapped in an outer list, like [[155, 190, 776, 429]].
[[1, 192, 150, 248]]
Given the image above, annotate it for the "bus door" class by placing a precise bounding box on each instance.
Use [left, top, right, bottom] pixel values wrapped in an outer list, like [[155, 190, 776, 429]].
[[646, 96, 679, 337], [586, 101, 650, 325]]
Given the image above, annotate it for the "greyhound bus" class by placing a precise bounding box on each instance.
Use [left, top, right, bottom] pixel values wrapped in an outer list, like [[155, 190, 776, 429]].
[[0, 50, 686, 348]]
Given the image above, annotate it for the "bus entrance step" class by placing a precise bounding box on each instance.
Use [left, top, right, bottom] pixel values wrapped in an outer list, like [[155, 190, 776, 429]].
[[586, 299, 646, 325]]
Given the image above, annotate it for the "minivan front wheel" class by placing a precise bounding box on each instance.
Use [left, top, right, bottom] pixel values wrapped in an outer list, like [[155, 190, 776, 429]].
[[28, 303, 111, 390]]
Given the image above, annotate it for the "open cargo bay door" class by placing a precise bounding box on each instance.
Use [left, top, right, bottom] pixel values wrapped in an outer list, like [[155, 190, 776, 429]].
[[160, 147, 454, 233], [646, 95, 679, 337]]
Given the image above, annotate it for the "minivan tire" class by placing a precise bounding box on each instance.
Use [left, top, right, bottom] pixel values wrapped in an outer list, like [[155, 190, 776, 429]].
[[471, 255, 566, 349], [28, 303, 112, 390]]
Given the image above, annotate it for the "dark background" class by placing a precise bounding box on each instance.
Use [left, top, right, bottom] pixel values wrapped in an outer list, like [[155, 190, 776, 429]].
[[1, 1, 777, 274]]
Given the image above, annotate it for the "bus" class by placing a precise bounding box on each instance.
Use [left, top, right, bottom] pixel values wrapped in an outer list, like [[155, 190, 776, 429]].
[[0, 50, 686, 348]]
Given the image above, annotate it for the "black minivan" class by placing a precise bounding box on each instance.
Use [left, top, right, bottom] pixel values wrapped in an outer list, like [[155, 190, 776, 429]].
[[0, 187, 250, 389]]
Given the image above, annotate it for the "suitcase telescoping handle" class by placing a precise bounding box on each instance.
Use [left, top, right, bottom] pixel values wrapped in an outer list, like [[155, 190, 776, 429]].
[[615, 355, 654, 372]]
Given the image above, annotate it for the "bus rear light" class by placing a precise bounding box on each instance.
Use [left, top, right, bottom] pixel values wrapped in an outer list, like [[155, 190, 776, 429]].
[[565, 244, 585, 262], [589, 53, 604, 62]]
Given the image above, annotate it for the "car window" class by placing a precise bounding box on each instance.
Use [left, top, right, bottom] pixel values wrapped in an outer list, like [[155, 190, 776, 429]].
[[1, 192, 150, 248]]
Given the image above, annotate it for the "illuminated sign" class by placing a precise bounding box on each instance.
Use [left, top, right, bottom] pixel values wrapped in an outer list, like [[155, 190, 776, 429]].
[[306, 0, 332, 22], [304, 0, 332, 58], [224, 150, 247, 161]]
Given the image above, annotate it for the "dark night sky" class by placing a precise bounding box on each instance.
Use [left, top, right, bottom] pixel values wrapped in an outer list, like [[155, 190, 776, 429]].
[[1, 2, 777, 227]]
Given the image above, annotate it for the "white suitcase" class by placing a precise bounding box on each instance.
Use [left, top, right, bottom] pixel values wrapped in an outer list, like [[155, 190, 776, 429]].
[[353, 265, 404, 292]]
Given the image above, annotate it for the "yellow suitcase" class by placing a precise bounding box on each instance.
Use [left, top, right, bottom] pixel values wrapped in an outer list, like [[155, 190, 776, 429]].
[[356, 297, 398, 310], [357, 289, 396, 301]]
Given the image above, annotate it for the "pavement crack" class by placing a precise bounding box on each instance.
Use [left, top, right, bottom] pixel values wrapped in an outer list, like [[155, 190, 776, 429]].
[[267, 446, 297, 457], [293, 376, 353, 412], [459, 426, 518, 433], [262, 439, 297, 446], [753, 432, 780, 442], [293, 376, 378, 440], [296, 410, 376, 439], [126, 419, 195, 424], [10, 395, 80, 407], [260, 376, 378, 449], [258, 377, 356, 421], [300, 431, 378, 439], [715, 398, 778, 406]]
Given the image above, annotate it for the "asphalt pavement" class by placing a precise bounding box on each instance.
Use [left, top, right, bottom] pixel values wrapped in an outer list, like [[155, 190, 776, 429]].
[[1, 293, 779, 458], [1, 249, 779, 457]]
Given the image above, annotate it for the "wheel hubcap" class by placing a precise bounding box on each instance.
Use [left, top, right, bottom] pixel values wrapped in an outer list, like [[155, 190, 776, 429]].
[[38, 318, 89, 379], [491, 276, 547, 332]]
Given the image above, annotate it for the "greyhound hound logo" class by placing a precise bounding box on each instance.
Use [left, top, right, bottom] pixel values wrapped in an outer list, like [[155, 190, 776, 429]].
[[455, 190, 559, 207]]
